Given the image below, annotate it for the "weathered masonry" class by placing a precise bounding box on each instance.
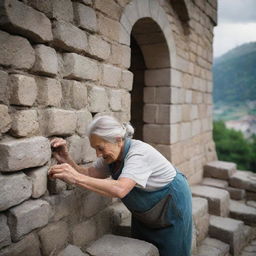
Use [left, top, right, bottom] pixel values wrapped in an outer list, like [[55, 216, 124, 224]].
[[0, 0, 218, 255]]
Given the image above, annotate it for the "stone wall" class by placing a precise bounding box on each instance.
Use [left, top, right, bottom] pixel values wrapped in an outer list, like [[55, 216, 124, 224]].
[[0, 0, 217, 255]]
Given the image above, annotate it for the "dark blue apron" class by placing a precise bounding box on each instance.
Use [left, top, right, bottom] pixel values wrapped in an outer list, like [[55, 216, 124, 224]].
[[109, 139, 192, 256]]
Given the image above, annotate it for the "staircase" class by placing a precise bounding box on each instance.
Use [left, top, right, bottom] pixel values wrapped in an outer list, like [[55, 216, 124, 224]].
[[56, 161, 256, 256]]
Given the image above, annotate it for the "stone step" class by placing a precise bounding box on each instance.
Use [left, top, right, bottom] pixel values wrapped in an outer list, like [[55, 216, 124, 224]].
[[225, 186, 246, 200], [229, 170, 256, 192], [192, 237, 230, 256], [229, 200, 256, 226], [192, 197, 209, 245], [201, 178, 229, 189], [209, 215, 245, 256], [191, 185, 230, 217], [239, 239, 256, 256], [204, 161, 236, 180], [85, 234, 159, 256], [57, 244, 89, 256]]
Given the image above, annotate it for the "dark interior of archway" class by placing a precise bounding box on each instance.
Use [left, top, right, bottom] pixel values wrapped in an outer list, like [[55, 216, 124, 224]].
[[129, 36, 145, 140]]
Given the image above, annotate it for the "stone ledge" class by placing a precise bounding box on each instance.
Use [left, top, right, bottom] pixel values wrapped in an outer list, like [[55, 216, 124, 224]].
[[86, 234, 159, 256]]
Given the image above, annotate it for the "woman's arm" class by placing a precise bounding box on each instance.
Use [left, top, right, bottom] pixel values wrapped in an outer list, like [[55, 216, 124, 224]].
[[48, 163, 136, 198]]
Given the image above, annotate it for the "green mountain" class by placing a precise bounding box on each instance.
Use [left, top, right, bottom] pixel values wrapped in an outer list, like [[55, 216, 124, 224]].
[[213, 42, 256, 103]]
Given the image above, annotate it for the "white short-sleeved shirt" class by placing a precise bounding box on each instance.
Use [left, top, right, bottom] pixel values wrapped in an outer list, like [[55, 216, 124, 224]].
[[92, 139, 176, 191]]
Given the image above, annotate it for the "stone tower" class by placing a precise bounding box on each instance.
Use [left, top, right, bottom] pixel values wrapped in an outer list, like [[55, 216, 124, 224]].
[[0, 0, 217, 255]]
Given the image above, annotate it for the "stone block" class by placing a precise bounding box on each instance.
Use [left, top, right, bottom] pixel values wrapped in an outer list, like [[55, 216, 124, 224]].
[[88, 34, 110, 60], [180, 122, 192, 141], [48, 177, 67, 195], [144, 87, 156, 103], [229, 170, 256, 192], [191, 185, 230, 217], [98, 13, 121, 42], [27, 0, 73, 22], [53, 20, 88, 53], [229, 200, 256, 226], [121, 91, 131, 114], [0, 70, 9, 104], [83, 137, 97, 162], [0, 214, 11, 249], [38, 221, 69, 256], [102, 64, 122, 88], [82, 192, 111, 219], [9, 74, 37, 107], [36, 77, 62, 107], [155, 87, 171, 104], [88, 86, 108, 113], [157, 105, 171, 124], [0, 136, 51, 172], [8, 199, 50, 242], [72, 219, 97, 247], [246, 191, 256, 201], [62, 80, 87, 110], [195, 237, 230, 256], [0, 31, 35, 69], [76, 109, 93, 137], [86, 234, 159, 256], [226, 186, 245, 200], [66, 135, 87, 164], [26, 165, 48, 198], [0, 0, 53, 42], [11, 109, 39, 137], [74, 3, 97, 32], [170, 105, 182, 124], [143, 104, 157, 123], [209, 215, 244, 256], [109, 89, 123, 112], [170, 124, 181, 144], [0, 233, 41, 256], [63, 53, 98, 81], [143, 124, 170, 144], [95, 0, 122, 20], [145, 68, 170, 86], [204, 161, 236, 180], [109, 44, 131, 68], [171, 87, 185, 104], [32, 45, 58, 76], [46, 108, 77, 136], [0, 172, 32, 211], [192, 119, 201, 136], [51, 0, 73, 22], [192, 197, 209, 244], [120, 70, 133, 91], [44, 190, 76, 222], [58, 244, 89, 256], [201, 178, 228, 189], [0, 105, 11, 134]]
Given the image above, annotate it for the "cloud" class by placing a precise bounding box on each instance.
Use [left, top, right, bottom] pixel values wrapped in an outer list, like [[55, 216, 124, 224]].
[[213, 23, 256, 57], [218, 0, 256, 23]]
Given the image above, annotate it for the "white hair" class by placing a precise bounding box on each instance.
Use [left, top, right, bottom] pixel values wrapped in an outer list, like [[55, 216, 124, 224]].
[[87, 115, 134, 143]]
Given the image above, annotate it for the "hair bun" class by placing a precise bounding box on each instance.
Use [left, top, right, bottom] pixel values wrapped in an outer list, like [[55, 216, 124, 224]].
[[123, 122, 134, 139]]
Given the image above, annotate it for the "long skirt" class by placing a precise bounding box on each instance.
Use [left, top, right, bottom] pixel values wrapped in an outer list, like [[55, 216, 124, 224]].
[[122, 172, 192, 256]]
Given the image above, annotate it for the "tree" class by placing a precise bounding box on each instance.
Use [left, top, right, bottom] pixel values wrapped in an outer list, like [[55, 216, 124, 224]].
[[213, 121, 255, 172]]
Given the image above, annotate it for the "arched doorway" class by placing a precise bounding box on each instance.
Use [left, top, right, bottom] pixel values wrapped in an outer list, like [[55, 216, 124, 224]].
[[129, 18, 171, 144]]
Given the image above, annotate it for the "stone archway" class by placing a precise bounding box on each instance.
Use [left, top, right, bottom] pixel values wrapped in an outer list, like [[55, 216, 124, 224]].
[[119, 0, 177, 150]]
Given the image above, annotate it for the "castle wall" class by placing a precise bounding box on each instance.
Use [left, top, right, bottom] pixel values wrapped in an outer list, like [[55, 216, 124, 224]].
[[0, 0, 217, 255]]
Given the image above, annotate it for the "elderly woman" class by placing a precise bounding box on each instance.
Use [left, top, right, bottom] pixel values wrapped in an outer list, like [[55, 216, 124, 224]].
[[49, 115, 192, 256]]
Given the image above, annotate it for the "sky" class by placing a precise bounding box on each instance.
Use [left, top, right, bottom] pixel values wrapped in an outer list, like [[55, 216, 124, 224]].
[[213, 0, 256, 58]]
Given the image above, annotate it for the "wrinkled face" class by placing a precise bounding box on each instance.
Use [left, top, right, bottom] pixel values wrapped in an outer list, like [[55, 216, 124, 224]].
[[90, 134, 123, 164]]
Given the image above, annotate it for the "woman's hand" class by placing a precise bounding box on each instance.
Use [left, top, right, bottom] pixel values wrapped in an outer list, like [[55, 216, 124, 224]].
[[48, 163, 81, 185], [51, 138, 70, 164]]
